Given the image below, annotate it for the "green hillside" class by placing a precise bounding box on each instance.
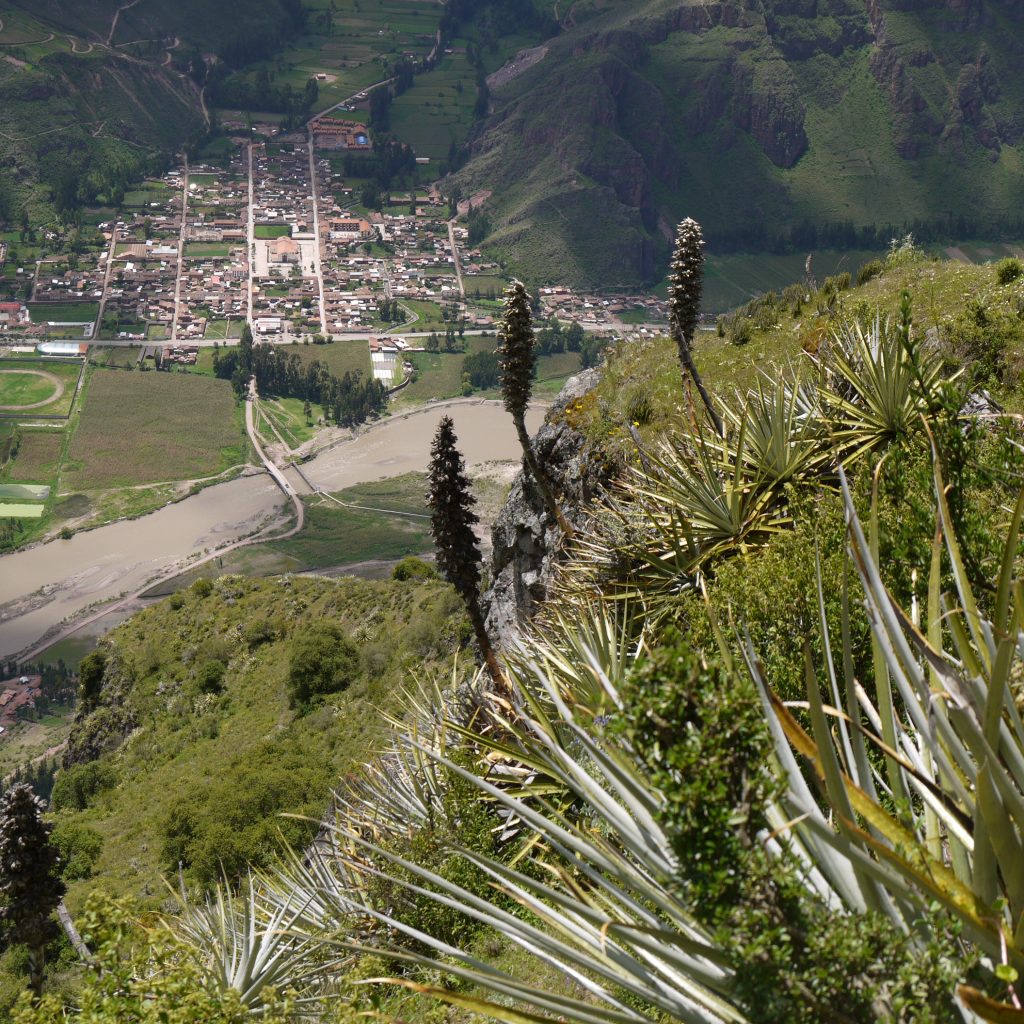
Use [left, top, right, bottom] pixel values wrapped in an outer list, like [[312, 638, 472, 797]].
[[454, 0, 1024, 287], [51, 571, 467, 908]]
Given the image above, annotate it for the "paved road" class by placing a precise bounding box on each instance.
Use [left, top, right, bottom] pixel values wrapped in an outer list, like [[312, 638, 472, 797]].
[[447, 218, 466, 299], [170, 157, 189, 341], [306, 136, 329, 335], [247, 143, 255, 329]]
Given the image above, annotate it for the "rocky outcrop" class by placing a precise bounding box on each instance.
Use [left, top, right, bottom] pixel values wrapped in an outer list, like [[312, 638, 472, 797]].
[[484, 368, 608, 646], [62, 647, 138, 770], [730, 59, 808, 168]]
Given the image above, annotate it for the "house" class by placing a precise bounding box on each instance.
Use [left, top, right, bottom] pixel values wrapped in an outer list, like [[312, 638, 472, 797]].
[[0, 302, 28, 327]]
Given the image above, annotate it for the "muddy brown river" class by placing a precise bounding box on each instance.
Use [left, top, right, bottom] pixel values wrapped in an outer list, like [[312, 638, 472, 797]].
[[0, 401, 545, 659]]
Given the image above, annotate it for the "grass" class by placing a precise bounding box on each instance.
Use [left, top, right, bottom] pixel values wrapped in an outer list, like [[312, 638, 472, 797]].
[[62, 369, 247, 489], [266, 476, 432, 568], [0, 501, 45, 517], [396, 338, 581, 407], [254, 225, 292, 239], [389, 51, 478, 161], [258, 396, 322, 448], [0, 369, 61, 408], [27, 301, 99, 323], [292, 339, 372, 377], [60, 574, 466, 903], [184, 243, 239, 259], [0, 359, 83, 418]]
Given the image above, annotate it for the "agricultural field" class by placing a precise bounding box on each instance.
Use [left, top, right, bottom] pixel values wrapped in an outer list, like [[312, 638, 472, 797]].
[[62, 369, 247, 489], [0, 358, 83, 418], [266, 476, 432, 568], [214, 0, 442, 122], [26, 301, 99, 323], [3, 430, 63, 482], [255, 396, 323, 449], [88, 347, 144, 368], [398, 338, 582, 406], [389, 50, 478, 162]]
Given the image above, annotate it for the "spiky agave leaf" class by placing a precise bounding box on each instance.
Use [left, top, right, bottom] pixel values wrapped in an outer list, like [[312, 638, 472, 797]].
[[168, 872, 343, 1015], [815, 317, 944, 461], [738, 460, 1024, 1018]]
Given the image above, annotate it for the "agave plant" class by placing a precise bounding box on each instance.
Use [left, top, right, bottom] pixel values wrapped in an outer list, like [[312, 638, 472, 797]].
[[816, 316, 945, 461], [733, 457, 1024, 1022], [167, 872, 342, 1015]]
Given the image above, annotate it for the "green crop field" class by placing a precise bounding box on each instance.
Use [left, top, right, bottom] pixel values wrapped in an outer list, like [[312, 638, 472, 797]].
[[214, 0, 442, 121], [254, 225, 292, 239], [62, 369, 247, 489], [0, 483, 50, 499], [389, 51, 478, 161], [267, 490, 432, 569], [27, 301, 99, 323], [292, 340, 372, 377], [257, 396, 323, 449]]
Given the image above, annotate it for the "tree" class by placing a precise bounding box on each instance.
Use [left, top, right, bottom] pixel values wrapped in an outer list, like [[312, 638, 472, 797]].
[[498, 282, 574, 538], [426, 417, 503, 687], [0, 784, 66, 1000], [669, 219, 723, 436]]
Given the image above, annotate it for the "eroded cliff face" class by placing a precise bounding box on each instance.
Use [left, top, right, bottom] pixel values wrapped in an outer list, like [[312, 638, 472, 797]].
[[485, 368, 608, 645], [454, 0, 1024, 287]]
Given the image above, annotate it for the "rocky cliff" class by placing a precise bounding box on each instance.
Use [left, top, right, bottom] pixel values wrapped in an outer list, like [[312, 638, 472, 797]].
[[484, 368, 607, 645]]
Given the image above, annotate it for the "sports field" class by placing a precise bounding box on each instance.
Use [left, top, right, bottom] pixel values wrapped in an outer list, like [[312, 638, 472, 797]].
[[62, 370, 247, 489], [0, 360, 82, 418]]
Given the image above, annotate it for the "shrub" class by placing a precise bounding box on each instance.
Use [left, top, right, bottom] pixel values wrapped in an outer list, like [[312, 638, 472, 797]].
[[191, 579, 213, 599], [77, 650, 106, 709], [287, 624, 360, 708], [167, 593, 184, 610], [856, 259, 883, 286], [391, 556, 437, 581], [51, 761, 117, 812], [729, 316, 752, 346], [51, 822, 103, 881], [242, 619, 276, 648], [195, 660, 226, 695], [625, 387, 654, 426], [996, 256, 1023, 285], [822, 271, 851, 295]]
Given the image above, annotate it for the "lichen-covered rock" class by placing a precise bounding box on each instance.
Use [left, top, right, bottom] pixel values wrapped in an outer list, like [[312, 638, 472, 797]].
[[484, 368, 608, 645]]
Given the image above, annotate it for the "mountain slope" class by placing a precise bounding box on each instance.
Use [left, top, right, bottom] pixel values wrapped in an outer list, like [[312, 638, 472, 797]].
[[455, 0, 1024, 287]]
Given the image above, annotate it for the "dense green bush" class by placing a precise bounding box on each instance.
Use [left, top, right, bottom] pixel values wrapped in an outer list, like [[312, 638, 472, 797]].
[[195, 660, 226, 695], [287, 624, 360, 708], [391, 556, 437, 581], [77, 650, 106, 710], [51, 761, 117, 813], [996, 256, 1023, 285], [616, 634, 778, 911], [51, 822, 103, 881]]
